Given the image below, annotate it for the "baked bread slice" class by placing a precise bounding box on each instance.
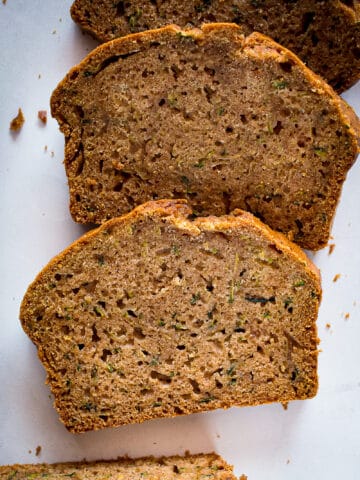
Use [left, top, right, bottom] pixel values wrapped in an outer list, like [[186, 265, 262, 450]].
[[0, 453, 242, 480], [51, 23, 360, 251], [20, 200, 320, 433], [70, 0, 360, 92]]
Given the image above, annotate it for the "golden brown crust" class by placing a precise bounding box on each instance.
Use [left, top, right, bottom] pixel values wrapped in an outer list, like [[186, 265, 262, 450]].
[[20, 200, 320, 433], [51, 23, 359, 250]]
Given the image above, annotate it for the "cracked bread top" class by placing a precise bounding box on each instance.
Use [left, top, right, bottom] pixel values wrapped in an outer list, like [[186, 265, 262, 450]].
[[20, 200, 320, 433], [70, 0, 360, 92], [51, 23, 359, 250]]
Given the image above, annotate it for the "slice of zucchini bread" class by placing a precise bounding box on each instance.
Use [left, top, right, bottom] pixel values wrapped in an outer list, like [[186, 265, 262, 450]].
[[51, 23, 359, 250], [0, 453, 242, 480], [70, 0, 360, 92], [20, 200, 320, 433]]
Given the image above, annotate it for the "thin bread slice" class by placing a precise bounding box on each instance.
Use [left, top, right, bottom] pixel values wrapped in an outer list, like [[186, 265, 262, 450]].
[[51, 23, 359, 250], [70, 0, 360, 92], [20, 200, 321, 433], [0, 453, 242, 480]]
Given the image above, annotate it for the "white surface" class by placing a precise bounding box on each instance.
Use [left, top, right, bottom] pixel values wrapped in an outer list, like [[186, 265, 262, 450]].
[[0, 2, 359, 478]]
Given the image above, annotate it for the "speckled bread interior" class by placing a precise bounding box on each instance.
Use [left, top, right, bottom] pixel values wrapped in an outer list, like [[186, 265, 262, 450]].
[[51, 23, 359, 250], [0, 453, 242, 480], [20, 200, 320, 433], [70, 0, 360, 92]]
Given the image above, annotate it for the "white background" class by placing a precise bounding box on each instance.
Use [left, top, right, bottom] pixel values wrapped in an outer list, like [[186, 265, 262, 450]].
[[0, 1, 359, 478]]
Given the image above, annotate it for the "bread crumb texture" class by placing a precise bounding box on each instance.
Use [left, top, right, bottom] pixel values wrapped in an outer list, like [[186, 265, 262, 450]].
[[51, 23, 360, 251], [0, 453, 238, 479], [20, 200, 320, 433], [10, 108, 25, 131], [70, 0, 360, 92]]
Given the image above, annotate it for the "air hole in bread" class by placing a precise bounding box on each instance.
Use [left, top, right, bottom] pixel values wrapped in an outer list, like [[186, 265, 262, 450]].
[[301, 12, 315, 33], [189, 378, 201, 394], [352, 47, 360, 60], [91, 324, 101, 342], [113, 181, 124, 192], [273, 121, 283, 135], [134, 327, 145, 339], [215, 379, 223, 389], [279, 60, 294, 73], [311, 32, 319, 46], [101, 349, 112, 362], [151, 371, 172, 384]]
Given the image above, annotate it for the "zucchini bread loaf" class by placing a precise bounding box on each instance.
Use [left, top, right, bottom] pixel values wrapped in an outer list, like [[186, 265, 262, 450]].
[[0, 453, 243, 480], [51, 23, 359, 250], [20, 200, 320, 433], [70, 0, 360, 92]]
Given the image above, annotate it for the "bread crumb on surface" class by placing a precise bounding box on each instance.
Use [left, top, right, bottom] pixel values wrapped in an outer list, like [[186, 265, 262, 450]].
[[2, 0, 7, 5], [240, 476, 248, 480], [344, 313, 350, 320], [326, 323, 331, 329], [328, 243, 336, 255], [38, 110, 47, 124], [35, 445, 42, 456], [10, 108, 25, 131], [281, 402, 289, 410], [333, 274, 341, 282]]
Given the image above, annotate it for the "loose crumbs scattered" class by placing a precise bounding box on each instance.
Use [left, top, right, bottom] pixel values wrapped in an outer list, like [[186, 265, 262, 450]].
[[38, 110, 47, 124], [344, 313, 350, 320], [328, 244, 336, 255], [333, 274, 341, 282], [10, 108, 25, 131], [35, 446, 42, 457]]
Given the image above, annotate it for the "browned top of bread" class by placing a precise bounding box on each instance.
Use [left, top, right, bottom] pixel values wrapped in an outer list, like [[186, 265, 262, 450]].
[[51, 23, 359, 250], [70, 0, 360, 92], [20, 200, 320, 433], [0, 453, 241, 479]]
